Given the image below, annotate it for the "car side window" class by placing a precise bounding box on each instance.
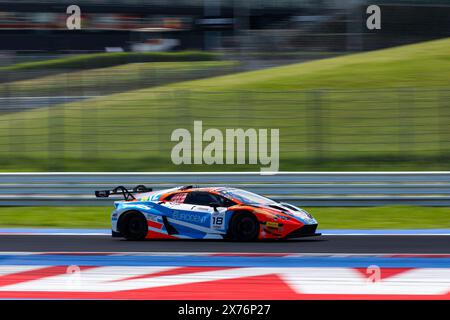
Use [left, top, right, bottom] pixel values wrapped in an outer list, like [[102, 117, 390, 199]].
[[184, 192, 219, 206], [216, 195, 236, 207]]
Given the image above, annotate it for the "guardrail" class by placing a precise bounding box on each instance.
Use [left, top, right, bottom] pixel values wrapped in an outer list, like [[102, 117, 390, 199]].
[[1, 172, 450, 207]]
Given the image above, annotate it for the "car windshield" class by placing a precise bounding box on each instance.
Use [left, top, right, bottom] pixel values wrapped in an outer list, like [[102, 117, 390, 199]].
[[219, 188, 277, 205]]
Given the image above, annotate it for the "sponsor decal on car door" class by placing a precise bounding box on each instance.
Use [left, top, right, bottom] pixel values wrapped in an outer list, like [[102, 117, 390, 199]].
[[163, 202, 209, 227]]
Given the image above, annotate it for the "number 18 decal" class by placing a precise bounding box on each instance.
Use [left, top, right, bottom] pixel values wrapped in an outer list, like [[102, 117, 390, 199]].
[[211, 212, 225, 230]]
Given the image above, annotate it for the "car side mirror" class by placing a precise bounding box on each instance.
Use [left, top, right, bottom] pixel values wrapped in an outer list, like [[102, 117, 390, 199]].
[[209, 202, 221, 211]]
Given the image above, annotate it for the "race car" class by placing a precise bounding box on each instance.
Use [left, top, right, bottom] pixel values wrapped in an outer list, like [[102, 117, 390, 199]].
[[95, 185, 320, 241]]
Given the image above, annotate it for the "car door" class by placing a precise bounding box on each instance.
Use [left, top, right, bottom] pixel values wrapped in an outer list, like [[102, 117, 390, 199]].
[[184, 191, 230, 232], [161, 192, 219, 234], [182, 191, 229, 232]]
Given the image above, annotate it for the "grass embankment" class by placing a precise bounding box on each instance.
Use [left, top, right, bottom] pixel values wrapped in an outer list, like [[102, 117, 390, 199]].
[[0, 38, 449, 171], [0, 206, 448, 229], [0, 61, 239, 96]]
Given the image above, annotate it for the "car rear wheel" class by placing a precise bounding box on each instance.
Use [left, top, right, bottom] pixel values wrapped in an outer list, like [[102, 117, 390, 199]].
[[229, 213, 259, 241], [121, 213, 148, 241]]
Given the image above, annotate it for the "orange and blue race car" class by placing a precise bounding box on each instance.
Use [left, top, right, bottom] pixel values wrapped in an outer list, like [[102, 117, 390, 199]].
[[95, 185, 320, 241]]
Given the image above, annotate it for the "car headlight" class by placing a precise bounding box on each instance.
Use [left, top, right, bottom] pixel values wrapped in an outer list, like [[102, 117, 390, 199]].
[[299, 209, 313, 219]]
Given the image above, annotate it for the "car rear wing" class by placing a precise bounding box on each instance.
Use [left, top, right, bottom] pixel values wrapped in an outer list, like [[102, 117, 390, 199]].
[[95, 185, 152, 201]]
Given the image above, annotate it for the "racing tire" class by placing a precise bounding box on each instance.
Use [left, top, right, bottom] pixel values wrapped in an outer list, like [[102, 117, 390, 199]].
[[120, 212, 148, 241], [229, 213, 259, 241]]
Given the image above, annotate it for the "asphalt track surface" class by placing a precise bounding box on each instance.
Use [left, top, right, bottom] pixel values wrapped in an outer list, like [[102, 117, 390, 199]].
[[0, 234, 449, 253]]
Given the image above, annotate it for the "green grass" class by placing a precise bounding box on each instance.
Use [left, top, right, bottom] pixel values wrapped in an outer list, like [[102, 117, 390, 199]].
[[0, 207, 110, 228], [308, 206, 450, 229], [1, 60, 239, 96], [0, 38, 449, 171], [172, 38, 449, 90], [0, 206, 448, 229]]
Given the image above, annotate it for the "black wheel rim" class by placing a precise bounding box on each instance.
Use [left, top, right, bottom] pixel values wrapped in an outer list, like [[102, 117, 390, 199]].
[[128, 216, 146, 235], [238, 217, 257, 237]]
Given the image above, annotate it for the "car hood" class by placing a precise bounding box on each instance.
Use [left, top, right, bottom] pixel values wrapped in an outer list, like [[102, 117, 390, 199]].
[[254, 202, 317, 225]]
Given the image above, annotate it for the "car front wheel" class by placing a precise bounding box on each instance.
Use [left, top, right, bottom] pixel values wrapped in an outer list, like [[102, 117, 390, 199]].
[[229, 213, 259, 241]]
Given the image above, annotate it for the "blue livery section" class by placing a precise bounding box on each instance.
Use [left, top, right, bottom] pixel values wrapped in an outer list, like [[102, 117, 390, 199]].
[[113, 200, 231, 239]]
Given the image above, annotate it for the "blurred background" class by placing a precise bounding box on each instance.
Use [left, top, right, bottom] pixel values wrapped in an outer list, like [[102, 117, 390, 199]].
[[0, 0, 449, 172]]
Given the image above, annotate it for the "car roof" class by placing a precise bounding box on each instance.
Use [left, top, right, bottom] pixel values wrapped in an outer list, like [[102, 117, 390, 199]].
[[179, 186, 236, 193]]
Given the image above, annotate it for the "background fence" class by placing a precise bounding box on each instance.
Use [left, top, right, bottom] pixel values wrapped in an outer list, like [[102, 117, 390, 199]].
[[0, 87, 449, 172], [1, 172, 450, 206]]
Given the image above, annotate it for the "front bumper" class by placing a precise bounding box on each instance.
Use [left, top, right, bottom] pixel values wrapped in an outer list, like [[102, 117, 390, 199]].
[[285, 224, 321, 239]]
